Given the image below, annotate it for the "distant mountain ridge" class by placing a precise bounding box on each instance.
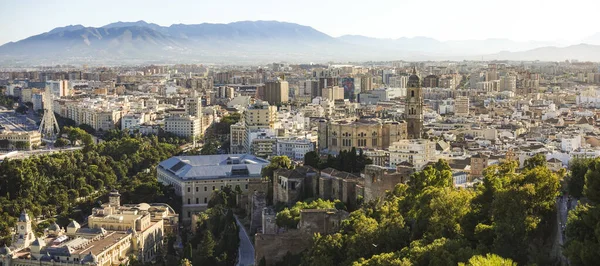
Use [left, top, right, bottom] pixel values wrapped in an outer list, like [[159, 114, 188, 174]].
[[1, 20, 599, 65]]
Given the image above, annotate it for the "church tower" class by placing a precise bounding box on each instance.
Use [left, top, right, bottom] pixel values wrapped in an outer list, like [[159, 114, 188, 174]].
[[405, 67, 423, 139], [14, 210, 34, 248], [109, 190, 121, 208]]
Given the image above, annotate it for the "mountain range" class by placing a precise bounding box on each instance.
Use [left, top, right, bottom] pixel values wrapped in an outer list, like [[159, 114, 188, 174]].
[[1, 20, 600, 65]]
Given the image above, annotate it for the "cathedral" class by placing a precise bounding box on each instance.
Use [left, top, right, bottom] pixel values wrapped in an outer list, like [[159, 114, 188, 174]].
[[405, 67, 424, 139]]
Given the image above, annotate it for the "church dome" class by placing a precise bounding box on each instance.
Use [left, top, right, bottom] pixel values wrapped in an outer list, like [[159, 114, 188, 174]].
[[82, 252, 98, 263], [67, 220, 80, 228], [19, 210, 30, 222], [47, 222, 61, 231], [408, 74, 420, 82], [0, 244, 11, 255]]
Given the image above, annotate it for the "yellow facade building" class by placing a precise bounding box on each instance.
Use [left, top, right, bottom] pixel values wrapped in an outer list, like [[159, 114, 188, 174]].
[[0, 191, 178, 266]]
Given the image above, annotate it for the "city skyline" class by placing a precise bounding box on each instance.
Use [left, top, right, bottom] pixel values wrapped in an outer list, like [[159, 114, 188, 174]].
[[1, 0, 599, 46]]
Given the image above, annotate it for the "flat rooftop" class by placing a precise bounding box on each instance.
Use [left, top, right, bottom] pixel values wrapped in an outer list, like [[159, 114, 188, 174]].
[[158, 154, 270, 181]]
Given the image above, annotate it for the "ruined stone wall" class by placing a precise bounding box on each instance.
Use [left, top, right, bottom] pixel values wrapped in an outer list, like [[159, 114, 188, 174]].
[[319, 177, 332, 200], [298, 209, 348, 235], [250, 192, 267, 234], [362, 165, 410, 202], [341, 179, 358, 208], [247, 178, 269, 212], [254, 231, 312, 266], [262, 208, 278, 235]]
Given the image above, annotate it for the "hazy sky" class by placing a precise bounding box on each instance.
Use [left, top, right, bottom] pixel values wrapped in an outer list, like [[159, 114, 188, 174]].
[[0, 0, 598, 45]]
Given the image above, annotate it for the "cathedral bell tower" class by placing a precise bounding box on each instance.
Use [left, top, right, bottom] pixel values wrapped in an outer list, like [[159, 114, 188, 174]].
[[405, 67, 424, 139]]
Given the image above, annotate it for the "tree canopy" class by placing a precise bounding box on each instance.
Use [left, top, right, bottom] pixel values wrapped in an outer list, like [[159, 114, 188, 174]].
[[0, 133, 181, 246], [304, 148, 372, 174], [299, 159, 561, 266], [564, 158, 600, 265]]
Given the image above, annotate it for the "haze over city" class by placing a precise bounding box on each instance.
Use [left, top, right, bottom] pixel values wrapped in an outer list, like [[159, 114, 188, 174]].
[[1, 0, 600, 45]]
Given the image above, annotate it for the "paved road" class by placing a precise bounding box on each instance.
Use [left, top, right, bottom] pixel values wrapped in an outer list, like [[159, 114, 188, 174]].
[[553, 196, 568, 265], [2, 146, 83, 160], [553, 195, 578, 265], [235, 215, 255, 266]]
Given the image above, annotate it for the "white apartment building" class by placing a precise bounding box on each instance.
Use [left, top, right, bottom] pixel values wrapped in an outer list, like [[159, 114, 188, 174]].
[[164, 115, 202, 139], [561, 135, 582, 152], [46, 80, 70, 97], [32, 93, 43, 111], [185, 94, 202, 117], [389, 139, 436, 170], [121, 113, 145, 131], [438, 99, 454, 115], [276, 138, 315, 161]]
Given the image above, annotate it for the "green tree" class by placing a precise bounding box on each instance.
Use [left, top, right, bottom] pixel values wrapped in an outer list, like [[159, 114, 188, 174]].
[[179, 258, 193, 266], [583, 159, 600, 204], [184, 242, 193, 260], [304, 151, 321, 169], [567, 158, 590, 199], [276, 199, 338, 229], [523, 153, 547, 170], [352, 252, 411, 266], [78, 124, 96, 135], [564, 204, 600, 266], [458, 253, 516, 266], [200, 138, 219, 155], [14, 141, 29, 150], [194, 231, 216, 265]]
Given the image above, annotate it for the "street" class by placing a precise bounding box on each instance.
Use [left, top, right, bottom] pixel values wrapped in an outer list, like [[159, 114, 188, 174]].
[[235, 215, 255, 266], [553, 195, 577, 266], [1, 146, 83, 160]]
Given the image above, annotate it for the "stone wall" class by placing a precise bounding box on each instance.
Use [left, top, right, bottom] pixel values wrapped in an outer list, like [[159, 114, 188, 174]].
[[247, 178, 269, 212], [254, 230, 312, 266], [362, 165, 412, 202], [319, 177, 332, 199], [262, 207, 278, 235], [298, 209, 349, 235], [250, 191, 267, 234]]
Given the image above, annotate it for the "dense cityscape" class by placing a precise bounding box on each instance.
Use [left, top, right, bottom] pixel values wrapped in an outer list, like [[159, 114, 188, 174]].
[[1, 1, 600, 266]]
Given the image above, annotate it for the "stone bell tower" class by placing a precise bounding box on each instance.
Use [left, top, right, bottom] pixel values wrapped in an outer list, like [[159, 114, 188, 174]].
[[405, 67, 424, 139], [14, 210, 34, 248]]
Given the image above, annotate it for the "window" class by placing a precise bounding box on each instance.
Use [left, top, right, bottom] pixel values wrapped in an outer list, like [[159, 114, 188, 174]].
[[331, 138, 337, 146], [196, 198, 199, 204], [188, 212, 191, 218], [245, 184, 248, 189], [204, 197, 207, 203], [187, 187, 191, 193], [187, 199, 191, 204], [195, 187, 199, 192], [372, 139, 377, 146], [204, 186, 207, 191], [212, 186, 215, 190], [411, 90, 415, 97]]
